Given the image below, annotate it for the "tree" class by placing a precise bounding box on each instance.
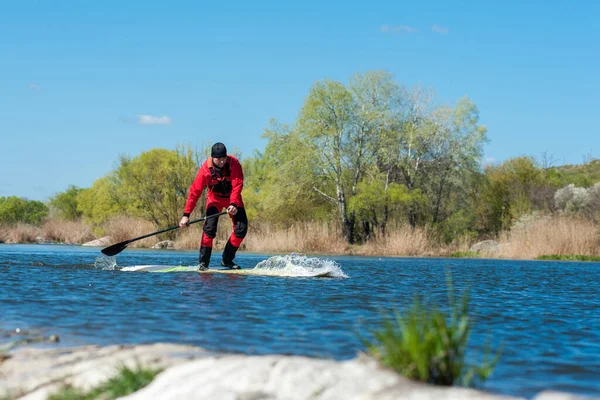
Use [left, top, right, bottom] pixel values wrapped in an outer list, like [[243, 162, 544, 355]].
[[377, 87, 435, 229], [476, 156, 546, 235], [347, 71, 405, 239], [0, 196, 48, 225], [78, 145, 204, 229], [294, 72, 402, 244], [296, 79, 358, 243], [348, 178, 426, 240], [380, 91, 487, 231], [425, 97, 487, 225], [50, 185, 84, 220], [76, 177, 123, 226], [111, 146, 202, 228], [243, 120, 330, 225]]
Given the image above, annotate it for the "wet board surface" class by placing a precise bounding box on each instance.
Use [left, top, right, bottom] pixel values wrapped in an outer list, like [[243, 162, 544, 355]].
[[120, 265, 197, 273], [197, 268, 332, 278], [120, 265, 333, 277]]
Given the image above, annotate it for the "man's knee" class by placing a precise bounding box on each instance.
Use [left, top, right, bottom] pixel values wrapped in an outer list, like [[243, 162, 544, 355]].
[[203, 223, 217, 238], [234, 220, 247, 238], [203, 206, 220, 238], [234, 208, 248, 239]]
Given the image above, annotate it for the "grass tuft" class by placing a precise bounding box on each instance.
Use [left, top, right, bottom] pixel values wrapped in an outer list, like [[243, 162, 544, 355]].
[[362, 274, 499, 387], [48, 364, 162, 400]]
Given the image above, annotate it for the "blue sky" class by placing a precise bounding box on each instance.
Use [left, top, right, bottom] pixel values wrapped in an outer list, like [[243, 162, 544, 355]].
[[1, 0, 599, 201]]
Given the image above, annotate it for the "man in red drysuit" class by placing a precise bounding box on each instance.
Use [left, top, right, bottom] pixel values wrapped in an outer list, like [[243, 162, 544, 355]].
[[179, 142, 247, 270]]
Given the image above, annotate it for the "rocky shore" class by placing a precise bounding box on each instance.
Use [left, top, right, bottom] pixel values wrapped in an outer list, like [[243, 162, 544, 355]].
[[1, 343, 597, 400]]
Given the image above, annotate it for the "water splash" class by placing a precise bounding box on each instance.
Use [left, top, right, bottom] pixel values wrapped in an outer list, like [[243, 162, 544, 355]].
[[255, 253, 348, 278], [94, 255, 118, 270]]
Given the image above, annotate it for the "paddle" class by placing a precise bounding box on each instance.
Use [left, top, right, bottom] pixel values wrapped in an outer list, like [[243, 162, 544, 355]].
[[101, 211, 228, 256]]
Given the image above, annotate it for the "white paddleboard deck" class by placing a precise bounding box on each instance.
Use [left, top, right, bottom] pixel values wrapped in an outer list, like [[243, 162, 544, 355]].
[[120, 265, 333, 277], [197, 268, 331, 278]]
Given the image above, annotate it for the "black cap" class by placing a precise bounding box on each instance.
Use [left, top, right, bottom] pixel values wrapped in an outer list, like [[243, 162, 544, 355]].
[[211, 142, 227, 158]]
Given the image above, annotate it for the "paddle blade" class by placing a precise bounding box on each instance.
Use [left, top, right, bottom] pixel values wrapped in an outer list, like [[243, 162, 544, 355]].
[[101, 242, 129, 256]]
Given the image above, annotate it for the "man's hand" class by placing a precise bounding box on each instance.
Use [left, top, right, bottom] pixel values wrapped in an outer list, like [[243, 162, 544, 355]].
[[227, 205, 238, 215], [179, 216, 190, 228]]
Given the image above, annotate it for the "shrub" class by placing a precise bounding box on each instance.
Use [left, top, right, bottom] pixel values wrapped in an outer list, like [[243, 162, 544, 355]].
[[554, 183, 600, 221], [0, 196, 48, 225]]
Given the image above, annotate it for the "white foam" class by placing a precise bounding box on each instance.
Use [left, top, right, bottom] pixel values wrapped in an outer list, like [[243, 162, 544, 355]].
[[254, 253, 348, 278], [93, 255, 118, 270]]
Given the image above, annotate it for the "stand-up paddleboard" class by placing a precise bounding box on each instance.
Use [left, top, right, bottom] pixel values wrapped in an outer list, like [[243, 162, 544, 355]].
[[119, 265, 333, 277], [119, 265, 197, 273], [197, 268, 332, 278], [115, 254, 348, 278]]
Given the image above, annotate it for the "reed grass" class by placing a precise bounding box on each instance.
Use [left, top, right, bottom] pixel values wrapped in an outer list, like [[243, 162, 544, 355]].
[[2, 213, 598, 260], [243, 221, 347, 254], [42, 219, 95, 244], [48, 364, 162, 400], [357, 227, 441, 257], [362, 275, 499, 387], [0, 223, 40, 243], [497, 215, 600, 259], [101, 216, 160, 249]]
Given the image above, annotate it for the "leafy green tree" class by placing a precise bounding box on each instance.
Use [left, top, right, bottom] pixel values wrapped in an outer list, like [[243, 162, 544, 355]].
[[76, 177, 123, 226], [0, 196, 48, 225], [349, 178, 426, 240], [294, 72, 401, 243], [426, 98, 487, 225], [380, 91, 487, 231], [475, 156, 548, 235], [347, 71, 405, 239], [244, 120, 331, 225], [111, 146, 202, 228], [78, 145, 204, 229], [50, 185, 84, 220], [295, 79, 358, 243]]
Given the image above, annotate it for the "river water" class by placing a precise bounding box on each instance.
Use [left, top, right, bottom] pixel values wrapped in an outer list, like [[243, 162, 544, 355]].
[[0, 244, 598, 398]]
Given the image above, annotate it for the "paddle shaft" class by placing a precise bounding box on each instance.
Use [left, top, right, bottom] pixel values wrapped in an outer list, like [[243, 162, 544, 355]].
[[125, 211, 228, 245]]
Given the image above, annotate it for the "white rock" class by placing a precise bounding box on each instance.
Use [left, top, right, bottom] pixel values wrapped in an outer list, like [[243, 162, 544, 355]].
[[2, 344, 595, 400], [82, 236, 112, 247], [469, 240, 500, 254], [152, 240, 175, 249]]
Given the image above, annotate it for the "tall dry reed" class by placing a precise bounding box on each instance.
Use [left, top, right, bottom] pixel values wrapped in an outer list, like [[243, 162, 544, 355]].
[[177, 220, 457, 256], [357, 226, 440, 257], [3, 213, 598, 260], [42, 219, 95, 244], [102, 215, 160, 248], [497, 215, 600, 259], [243, 221, 347, 254], [0, 223, 41, 243]]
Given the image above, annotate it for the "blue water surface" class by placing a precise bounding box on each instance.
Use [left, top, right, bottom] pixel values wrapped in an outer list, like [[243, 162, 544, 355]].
[[0, 244, 599, 399]]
